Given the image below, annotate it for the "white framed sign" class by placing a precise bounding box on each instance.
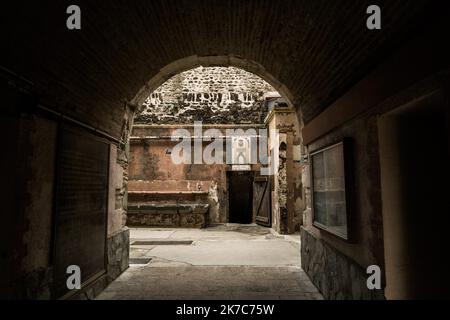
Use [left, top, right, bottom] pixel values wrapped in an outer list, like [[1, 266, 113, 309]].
[[231, 136, 251, 164]]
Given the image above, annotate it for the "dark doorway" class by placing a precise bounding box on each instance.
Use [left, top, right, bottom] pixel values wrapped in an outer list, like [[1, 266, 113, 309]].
[[228, 171, 253, 223], [379, 92, 450, 299]]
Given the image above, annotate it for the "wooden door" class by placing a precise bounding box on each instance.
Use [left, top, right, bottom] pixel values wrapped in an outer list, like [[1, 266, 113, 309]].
[[253, 176, 271, 227]]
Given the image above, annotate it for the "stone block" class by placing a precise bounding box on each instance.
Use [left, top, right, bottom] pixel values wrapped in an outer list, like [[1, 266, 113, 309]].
[[300, 227, 385, 300], [127, 203, 209, 228], [107, 228, 130, 282]]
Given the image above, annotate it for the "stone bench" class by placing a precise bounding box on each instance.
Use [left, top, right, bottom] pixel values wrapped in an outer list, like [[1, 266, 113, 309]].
[[127, 203, 210, 228], [128, 190, 209, 202]]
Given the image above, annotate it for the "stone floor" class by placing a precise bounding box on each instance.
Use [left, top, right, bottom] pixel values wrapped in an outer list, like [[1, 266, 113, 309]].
[[97, 224, 323, 300]]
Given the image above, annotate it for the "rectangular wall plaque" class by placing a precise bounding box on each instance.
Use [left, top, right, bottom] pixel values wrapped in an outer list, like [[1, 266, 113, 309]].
[[310, 140, 350, 240]]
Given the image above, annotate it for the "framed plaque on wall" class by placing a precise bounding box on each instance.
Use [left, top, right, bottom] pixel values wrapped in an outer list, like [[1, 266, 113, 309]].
[[310, 140, 351, 240]]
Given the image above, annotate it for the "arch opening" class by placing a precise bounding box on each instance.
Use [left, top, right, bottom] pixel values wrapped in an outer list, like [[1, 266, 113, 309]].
[[112, 64, 314, 299], [126, 63, 304, 231]]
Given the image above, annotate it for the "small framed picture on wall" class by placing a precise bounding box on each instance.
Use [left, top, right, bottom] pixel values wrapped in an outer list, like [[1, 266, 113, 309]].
[[310, 139, 352, 240]]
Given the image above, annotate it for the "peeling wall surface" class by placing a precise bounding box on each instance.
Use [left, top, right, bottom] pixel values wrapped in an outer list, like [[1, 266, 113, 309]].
[[135, 66, 276, 124], [267, 109, 304, 234], [128, 125, 263, 225]]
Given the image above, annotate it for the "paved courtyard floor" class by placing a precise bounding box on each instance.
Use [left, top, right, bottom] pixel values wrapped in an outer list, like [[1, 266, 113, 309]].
[[97, 224, 323, 300]]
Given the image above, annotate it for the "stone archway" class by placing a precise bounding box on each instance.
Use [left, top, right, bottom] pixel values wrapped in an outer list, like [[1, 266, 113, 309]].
[[100, 60, 316, 300], [121, 59, 305, 232]]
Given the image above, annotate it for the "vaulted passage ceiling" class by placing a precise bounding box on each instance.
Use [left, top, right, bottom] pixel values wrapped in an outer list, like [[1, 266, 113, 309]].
[[1, 0, 438, 138]]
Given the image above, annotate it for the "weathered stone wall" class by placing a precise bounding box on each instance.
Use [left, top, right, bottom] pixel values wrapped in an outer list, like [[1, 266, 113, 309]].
[[128, 125, 266, 225], [102, 105, 134, 296], [127, 203, 209, 228], [108, 145, 125, 235], [301, 227, 384, 300], [106, 229, 130, 283], [135, 66, 277, 124], [267, 107, 304, 234]]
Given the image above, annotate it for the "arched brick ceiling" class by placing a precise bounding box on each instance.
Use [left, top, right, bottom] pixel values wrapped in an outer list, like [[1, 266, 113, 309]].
[[1, 0, 437, 138]]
